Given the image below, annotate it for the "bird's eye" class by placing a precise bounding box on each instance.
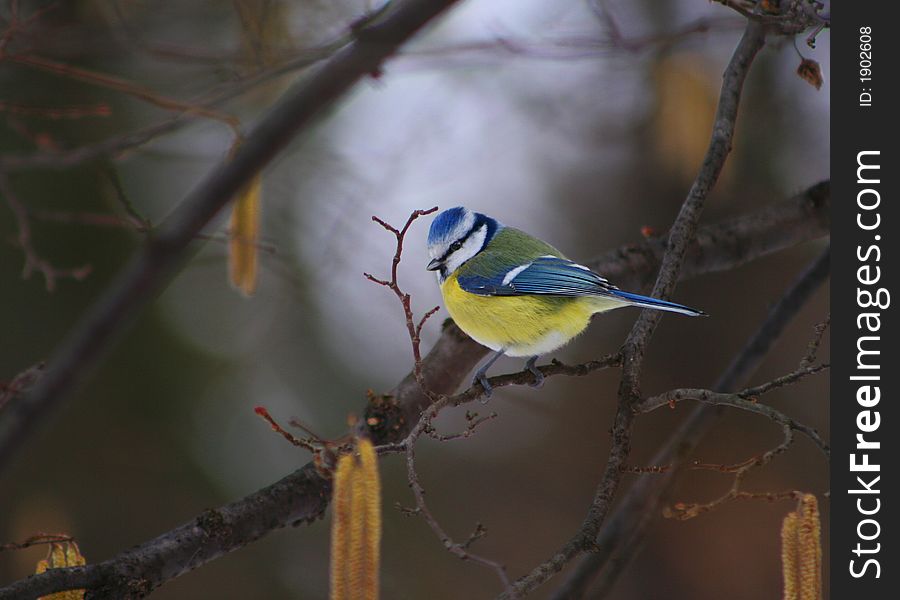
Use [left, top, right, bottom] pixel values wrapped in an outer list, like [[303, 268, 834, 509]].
[[450, 241, 463, 252]]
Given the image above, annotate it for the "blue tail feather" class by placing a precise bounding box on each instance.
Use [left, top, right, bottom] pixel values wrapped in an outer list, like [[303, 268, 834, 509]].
[[609, 290, 706, 317]]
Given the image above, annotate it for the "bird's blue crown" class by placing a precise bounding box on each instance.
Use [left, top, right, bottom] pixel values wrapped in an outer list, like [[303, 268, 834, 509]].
[[427, 207, 499, 250], [428, 207, 468, 246]]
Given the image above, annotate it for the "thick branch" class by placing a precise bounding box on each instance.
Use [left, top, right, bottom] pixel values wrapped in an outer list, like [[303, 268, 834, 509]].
[[0, 468, 333, 599], [586, 181, 830, 289], [0, 0, 465, 475]]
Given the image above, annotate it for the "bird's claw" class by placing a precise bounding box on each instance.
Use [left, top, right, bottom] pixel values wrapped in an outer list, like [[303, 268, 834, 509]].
[[525, 356, 544, 388], [474, 373, 493, 402]]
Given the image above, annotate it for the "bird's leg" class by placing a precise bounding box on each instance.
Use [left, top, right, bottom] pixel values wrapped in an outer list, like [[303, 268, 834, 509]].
[[473, 349, 505, 400], [524, 355, 544, 388]]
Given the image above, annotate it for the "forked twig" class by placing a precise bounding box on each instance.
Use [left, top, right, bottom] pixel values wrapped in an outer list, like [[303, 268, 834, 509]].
[[364, 208, 511, 590]]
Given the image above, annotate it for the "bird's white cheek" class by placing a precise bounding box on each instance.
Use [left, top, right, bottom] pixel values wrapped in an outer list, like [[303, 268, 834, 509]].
[[443, 226, 487, 274]]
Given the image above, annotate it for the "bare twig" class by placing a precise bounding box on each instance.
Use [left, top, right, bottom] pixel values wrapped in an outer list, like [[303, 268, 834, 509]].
[[405, 443, 512, 589], [400, 15, 744, 63], [424, 410, 498, 442], [0, 533, 74, 553], [0, 172, 93, 291], [6, 54, 242, 134], [739, 362, 829, 398], [364, 209, 510, 588], [363, 207, 440, 385], [590, 0, 743, 53], [800, 316, 829, 369], [638, 385, 830, 457], [0, 362, 44, 413], [712, 0, 829, 37], [252, 406, 320, 454]]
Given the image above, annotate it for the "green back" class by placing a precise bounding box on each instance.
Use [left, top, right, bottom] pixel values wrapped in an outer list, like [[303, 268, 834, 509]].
[[456, 227, 565, 279]]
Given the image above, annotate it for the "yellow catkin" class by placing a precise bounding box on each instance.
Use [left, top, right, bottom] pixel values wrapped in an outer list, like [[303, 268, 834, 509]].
[[781, 512, 799, 600], [228, 172, 262, 296], [346, 456, 367, 600], [35, 541, 86, 600], [330, 438, 381, 600], [358, 439, 382, 600], [330, 452, 355, 600], [796, 494, 822, 600], [652, 54, 721, 186], [781, 494, 822, 600]]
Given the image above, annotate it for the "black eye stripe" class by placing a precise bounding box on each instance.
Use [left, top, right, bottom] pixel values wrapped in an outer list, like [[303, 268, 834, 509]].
[[439, 225, 480, 262]]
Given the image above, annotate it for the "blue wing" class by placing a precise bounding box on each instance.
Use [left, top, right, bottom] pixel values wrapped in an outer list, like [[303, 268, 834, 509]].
[[457, 256, 705, 316], [457, 256, 615, 297]]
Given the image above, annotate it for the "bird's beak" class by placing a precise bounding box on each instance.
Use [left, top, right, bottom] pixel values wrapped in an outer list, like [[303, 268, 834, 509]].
[[426, 258, 442, 271]]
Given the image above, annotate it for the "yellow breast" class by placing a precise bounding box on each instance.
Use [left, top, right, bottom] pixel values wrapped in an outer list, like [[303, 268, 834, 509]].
[[440, 272, 601, 357]]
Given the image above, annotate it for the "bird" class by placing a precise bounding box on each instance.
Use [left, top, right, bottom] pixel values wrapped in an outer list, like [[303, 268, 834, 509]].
[[426, 206, 706, 396]]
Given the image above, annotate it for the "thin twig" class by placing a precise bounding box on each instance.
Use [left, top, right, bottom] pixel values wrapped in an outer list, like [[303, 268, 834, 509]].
[[0, 172, 93, 291], [800, 316, 830, 369], [638, 386, 830, 457], [364, 207, 440, 385], [364, 208, 511, 589], [0, 533, 74, 553], [0, 362, 44, 413], [405, 443, 512, 589]]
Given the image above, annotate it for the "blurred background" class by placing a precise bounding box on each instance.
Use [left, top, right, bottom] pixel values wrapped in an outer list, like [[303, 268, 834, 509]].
[[1, 0, 829, 598]]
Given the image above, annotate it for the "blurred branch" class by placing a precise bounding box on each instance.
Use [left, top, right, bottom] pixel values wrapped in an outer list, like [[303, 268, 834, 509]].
[[497, 21, 767, 599], [0, 172, 93, 290], [0, 534, 74, 553], [0, 20, 351, 171], [400, 15, 745, 62], [0, 0, 467, 473], [712, 0, 829, 38], [550, 247, 830, 599], [587, 180, 830, 288], [0, 362, 44, 413], [5, 53, 242, 133], [590, 0, 744, 53]]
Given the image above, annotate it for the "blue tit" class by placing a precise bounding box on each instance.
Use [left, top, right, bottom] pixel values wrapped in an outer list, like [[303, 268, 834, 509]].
[[426, 207, 706, 396]]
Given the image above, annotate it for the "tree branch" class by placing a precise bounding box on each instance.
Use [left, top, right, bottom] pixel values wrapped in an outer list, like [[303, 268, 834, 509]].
[[639, 381, 830, 456], [586, 181, 830, 289]]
